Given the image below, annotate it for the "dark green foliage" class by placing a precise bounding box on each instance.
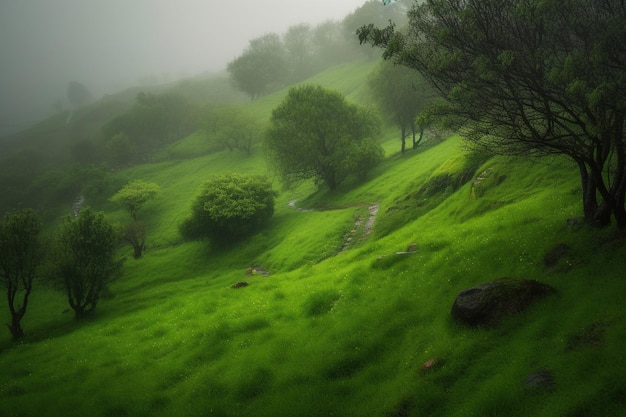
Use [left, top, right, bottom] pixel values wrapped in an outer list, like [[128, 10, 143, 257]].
[[52, 208, 125, 319], [102, 92, 196, 163], [265, 84, 383, 190], [180, 174, 276, 243], [359, 0, 626, 228], [0, 209, 42, 338], [0, 149, 47, 213]]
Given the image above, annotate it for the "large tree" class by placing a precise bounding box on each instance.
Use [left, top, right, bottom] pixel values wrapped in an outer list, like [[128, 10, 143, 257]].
[[0, 209, 42, 339], [53, 208, 125, 319], [359, 0, 626, 228], [265, 84, 383, 190], [369, 60, 434, 153]]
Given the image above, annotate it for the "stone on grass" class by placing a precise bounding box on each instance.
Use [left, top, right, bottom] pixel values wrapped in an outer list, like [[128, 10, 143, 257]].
[[524, 369, 556, 391], [451, 278, 556, 327], [232, 281, 249, 289]]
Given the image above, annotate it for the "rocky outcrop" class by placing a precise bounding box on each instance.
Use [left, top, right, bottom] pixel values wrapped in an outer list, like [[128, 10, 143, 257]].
[[451, 278, 556, 327]]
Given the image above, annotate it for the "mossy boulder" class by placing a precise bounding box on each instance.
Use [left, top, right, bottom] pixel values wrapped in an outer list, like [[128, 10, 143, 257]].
[[451, 278, 556, 327]]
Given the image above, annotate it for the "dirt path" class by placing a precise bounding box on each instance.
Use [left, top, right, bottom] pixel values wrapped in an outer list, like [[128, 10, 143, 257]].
[[287, 199, 380, 253]]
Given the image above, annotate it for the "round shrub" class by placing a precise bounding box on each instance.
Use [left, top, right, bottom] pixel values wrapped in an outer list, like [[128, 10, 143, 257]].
[[180, 174, 276, 242]]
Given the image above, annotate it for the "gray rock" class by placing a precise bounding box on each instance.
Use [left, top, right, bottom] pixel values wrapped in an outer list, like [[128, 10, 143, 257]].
[[525, 369, 556, 391], [451, 278, 556, 327]]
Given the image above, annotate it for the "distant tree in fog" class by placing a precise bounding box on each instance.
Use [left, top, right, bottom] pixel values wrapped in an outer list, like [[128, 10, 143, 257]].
[[66, 81, 92, 108], [200, 105, 262, 154], [369, 60, 435, 153], [227, 33, 288, 100], [283, 23, 315, 82]]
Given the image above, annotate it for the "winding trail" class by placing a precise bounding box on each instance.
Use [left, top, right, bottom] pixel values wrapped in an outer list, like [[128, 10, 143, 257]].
[[288, 199, 380, 253]]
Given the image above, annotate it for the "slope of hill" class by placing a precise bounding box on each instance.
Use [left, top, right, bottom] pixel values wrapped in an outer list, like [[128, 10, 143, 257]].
[[1, 62, 625, 417]]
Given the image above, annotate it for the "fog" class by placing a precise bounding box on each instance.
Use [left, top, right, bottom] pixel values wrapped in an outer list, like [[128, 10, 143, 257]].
[[0, 0, 367, 137]]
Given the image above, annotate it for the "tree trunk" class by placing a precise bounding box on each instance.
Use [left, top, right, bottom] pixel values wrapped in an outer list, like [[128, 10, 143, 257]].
[[579, 160, 599, 224], [7, 314, 24, 339], [413, 125, 424, 149], [7, 286, 30, 339], [401, 126, 406, 153]]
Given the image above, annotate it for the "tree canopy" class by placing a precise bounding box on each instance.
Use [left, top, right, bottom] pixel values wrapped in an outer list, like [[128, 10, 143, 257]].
[[52, 208, 124, 319], [110, 180, 160, 220], [265, 84, 383, 190], [358, 0, 626, 228], [227, 33, 288, 100]]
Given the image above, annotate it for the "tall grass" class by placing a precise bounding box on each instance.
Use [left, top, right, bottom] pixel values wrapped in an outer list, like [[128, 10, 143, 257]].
[[1, 62, 625, 417]]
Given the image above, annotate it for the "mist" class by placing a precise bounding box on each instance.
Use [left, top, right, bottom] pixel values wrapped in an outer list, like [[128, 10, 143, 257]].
[[0, 0, 367, 137]]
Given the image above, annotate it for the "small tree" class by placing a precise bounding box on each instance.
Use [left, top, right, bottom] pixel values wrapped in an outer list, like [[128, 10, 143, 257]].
[[120, 221, 147, 259], [0, 209, 42, 339], [180, 174, 276, 243], [369, 61, 434, 152], [265, 84, 383, 190], [202, 105, 262, 154], [110, 180, 159, 220], [53, 208, 125, 319]]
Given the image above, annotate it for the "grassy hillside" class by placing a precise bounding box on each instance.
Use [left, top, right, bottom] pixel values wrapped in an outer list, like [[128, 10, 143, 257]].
[[1, 62, 625, 417]]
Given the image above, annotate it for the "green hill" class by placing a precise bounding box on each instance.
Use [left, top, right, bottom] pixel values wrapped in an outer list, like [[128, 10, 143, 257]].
[[1, 61, 625, 417]]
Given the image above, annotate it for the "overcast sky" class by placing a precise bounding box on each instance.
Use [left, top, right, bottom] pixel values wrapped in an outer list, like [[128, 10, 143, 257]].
[[0, 0, 367, 137]]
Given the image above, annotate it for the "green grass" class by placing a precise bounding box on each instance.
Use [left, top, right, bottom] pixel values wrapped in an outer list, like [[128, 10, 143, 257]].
[[1, 62, 626, 417]]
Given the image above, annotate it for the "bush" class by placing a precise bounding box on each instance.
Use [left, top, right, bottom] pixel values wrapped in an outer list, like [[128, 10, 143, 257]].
[[180, 174, 276, 243]]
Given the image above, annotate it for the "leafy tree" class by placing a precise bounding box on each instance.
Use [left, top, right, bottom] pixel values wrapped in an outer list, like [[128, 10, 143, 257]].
[[310, 20, 354, 70], [67, 81, 92, 108], [359, 0, 626, 228], [180, 174, 276, 243], [265, 85, 383, 190], [52, 208, 124, 319], [0, 209, 42, 339], [369, 61, 434, 152], [201, 105, 262, 154], [227, 33, 288, 100], [110, 180, 159, 220], [283, 23, 315, 82], [120, 221, 147, 260]]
